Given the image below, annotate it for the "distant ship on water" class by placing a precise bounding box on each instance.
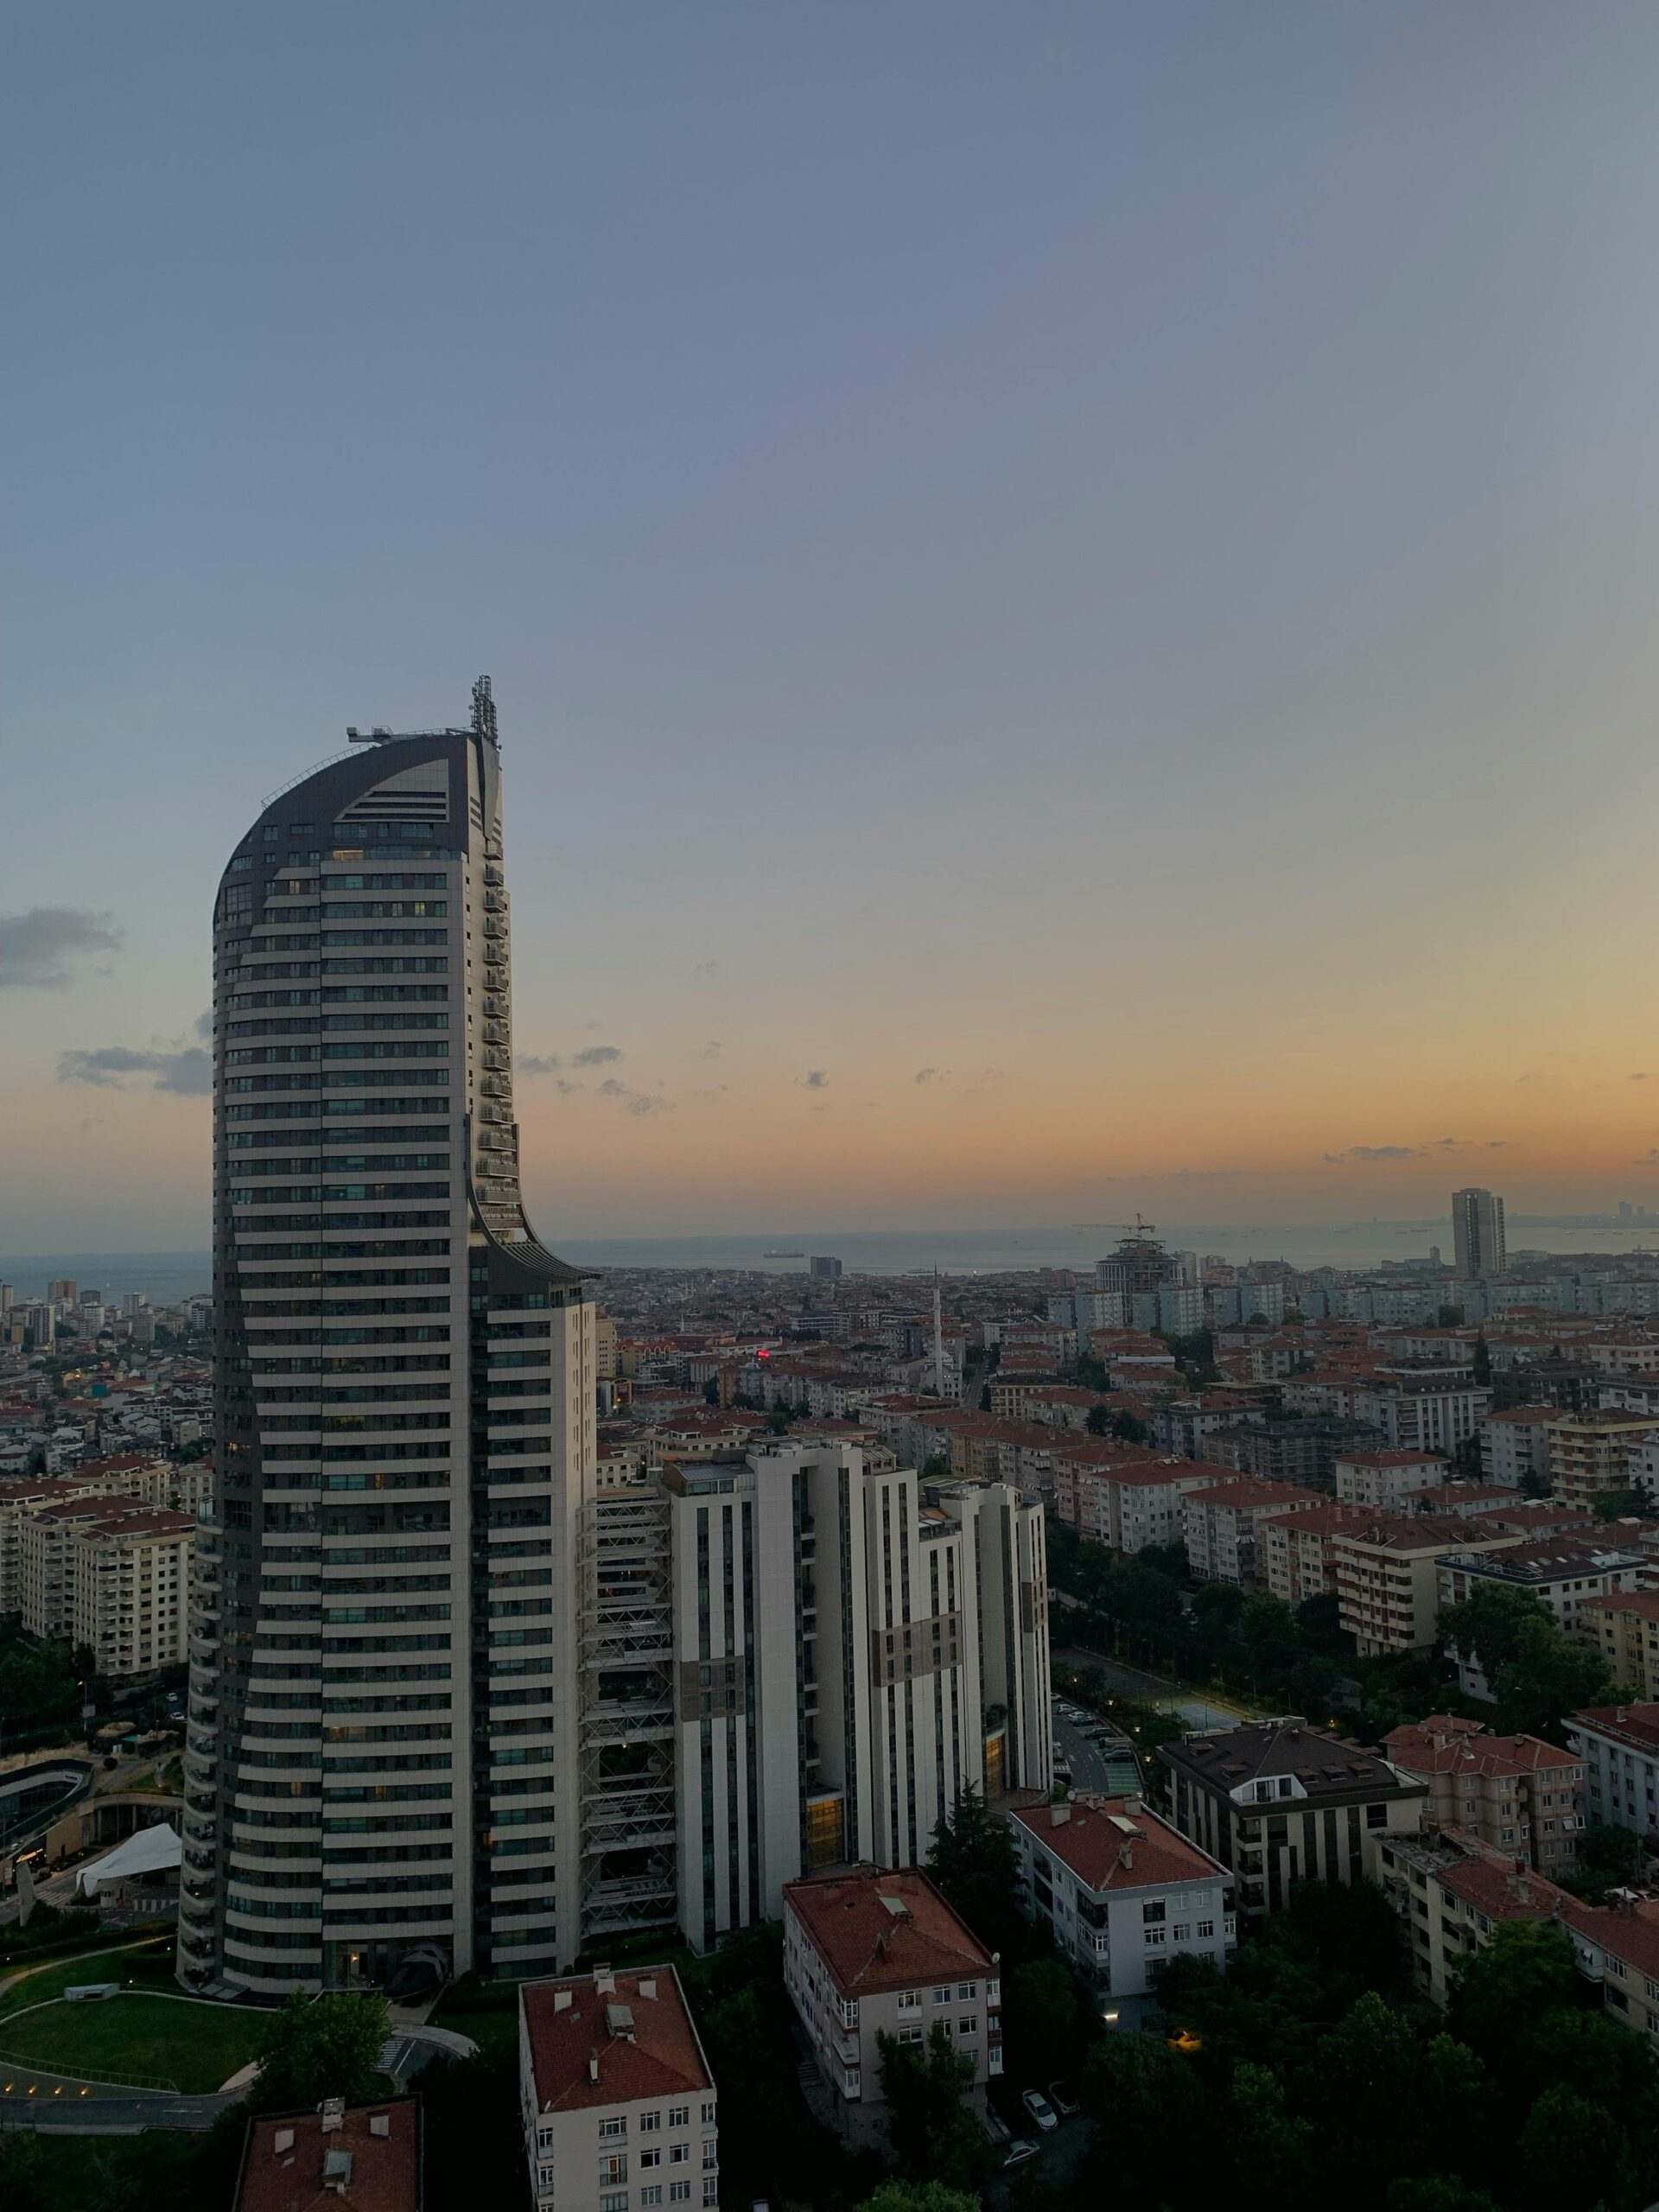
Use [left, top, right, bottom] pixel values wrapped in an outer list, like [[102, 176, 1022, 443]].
[[762, 1248, 805, 1258]]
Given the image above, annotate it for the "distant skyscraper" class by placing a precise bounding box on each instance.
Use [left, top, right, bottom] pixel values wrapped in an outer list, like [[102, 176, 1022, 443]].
[[178, 682, 600, 2000], [808, 1255, 842, 1279], [1452, 1187, 1506, 1281]]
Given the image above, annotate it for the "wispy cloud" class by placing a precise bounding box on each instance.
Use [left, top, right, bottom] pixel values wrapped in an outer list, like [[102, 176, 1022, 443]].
[[693, 959, 721, 978], [914, 1067, 949, 1086], [521, 1043, 623, 1075], [0, 907, 124, 989], [59, 1042, 211, 1096], [798, 1069, 830, 1090], [572, 1044, 622, 1067], [597, 1077, 672, 1116], [700, 1040, 722, 1061], [518, 1053, 563, 1076], [1323, 1144, 1420, 1163]]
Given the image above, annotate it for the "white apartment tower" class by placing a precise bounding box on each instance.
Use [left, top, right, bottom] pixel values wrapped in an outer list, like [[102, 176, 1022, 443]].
[[665, 1444, 1052, 1952], [1452, 1187, 1506, 1281], [180, 682, 601, 1999]]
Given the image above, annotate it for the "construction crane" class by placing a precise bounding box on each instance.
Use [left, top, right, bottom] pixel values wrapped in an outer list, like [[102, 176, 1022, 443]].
[[1071, 1214, 1160, 1239]]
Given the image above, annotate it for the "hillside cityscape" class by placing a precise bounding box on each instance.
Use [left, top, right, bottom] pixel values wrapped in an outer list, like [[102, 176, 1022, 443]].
[[7, 700, 1659, 2212], [11, 8, 1659, 2211]]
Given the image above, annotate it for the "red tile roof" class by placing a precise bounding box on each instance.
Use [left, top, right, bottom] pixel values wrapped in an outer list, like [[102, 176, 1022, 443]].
[[1569, 1704, 1659, 1755], [784, 1866, 994, 1998], [236, 2101, 419, 2212], [1010, 1795, 1225, 1893], [522, 1967, 711, 2115]]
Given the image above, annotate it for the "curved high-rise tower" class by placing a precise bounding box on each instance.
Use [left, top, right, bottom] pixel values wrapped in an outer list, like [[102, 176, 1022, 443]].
[[178, 682, 601, 1997]]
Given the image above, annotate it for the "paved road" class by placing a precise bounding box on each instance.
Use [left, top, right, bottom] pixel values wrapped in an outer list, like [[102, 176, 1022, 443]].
[[1053, 1644, 1255, 1732], [0, 2070, 233, 2131], [1052, 1713, 1128, 1795]]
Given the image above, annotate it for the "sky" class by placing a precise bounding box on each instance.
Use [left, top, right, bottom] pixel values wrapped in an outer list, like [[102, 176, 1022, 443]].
[[7, 2, 1659, 1249]]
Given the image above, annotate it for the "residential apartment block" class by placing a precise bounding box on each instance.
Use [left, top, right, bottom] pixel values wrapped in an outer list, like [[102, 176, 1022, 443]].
[[1331, 1516, 1540, 1657], [1567, 1703, 1659, 1840], [1183, 1479, 1325, 1591], [1548, 1411, 1657, 1508], [1576, 1593, 1659, 1701], [1008, 1794, 1234, 2024], [1052, 1454, 1217, 1555], [1382, 1716, 1583, 1873], [1259, 1502, 1376, 1607], [663, 1445, 1052, 1951], [1332, 1450, 1447, 1512], [5, 1489, 194, 1675], [1158, 1719, 1427, 1916], [518, 1967, 718, 2212], [783, 1866, 999, 2140], [1479, 1406, 1555, 1491], [1373, 1827, 1567, 2007], [1439, 1537, 1649, 1698]]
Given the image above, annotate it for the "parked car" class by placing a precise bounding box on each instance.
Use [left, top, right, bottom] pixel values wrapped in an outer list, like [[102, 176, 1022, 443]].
[[1003, 2141, 1040, 2170], [1022, 2089, 1058, 2132], [1047, 2080, 1080, 2118]]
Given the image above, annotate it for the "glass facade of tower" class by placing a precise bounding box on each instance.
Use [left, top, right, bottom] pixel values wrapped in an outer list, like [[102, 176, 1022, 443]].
[[178, 685, 597, 1999]]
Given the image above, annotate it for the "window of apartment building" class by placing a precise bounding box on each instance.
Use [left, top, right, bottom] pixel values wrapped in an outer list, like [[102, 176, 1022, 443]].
[[640, 2112, 660, 2133], [1173, 1924, 1191, 1942], [601, 2195, 627, 2212], [668, 2108, 690, 2129], [1144, 1926, 1166, 1947], [640, 2191, 663, 2208], [957, 1981, 976, 1999], [1366, 1804, 1388, 1828], [702, 2183, 718, 2206], [931, 1986, 951, 2003], [958, 2016, 978, 2037], [701, 2102, 716, 2126], [600, 2156, 627, 2184], [1197, 1919, 1215, 1938], [640, 2152, 661, 2170], [897, 1989, 921, 2012], [896, 2024, 924, 2045], [1142, 1901, 1166, 1924], [601, 2119, 627, 2141], [670, 2185, 691, 2203]]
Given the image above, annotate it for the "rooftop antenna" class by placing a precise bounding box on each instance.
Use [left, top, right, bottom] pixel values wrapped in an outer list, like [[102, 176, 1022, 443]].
[[472, 674, 499, 747]]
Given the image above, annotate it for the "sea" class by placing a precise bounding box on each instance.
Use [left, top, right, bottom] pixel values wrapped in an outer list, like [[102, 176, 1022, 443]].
[[8, 1220, 1659, 1301]]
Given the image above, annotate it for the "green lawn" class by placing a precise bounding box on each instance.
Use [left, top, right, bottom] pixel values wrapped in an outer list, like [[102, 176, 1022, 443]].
[[0, 1992, 268, 2093], [0, 1938, 175, 2021]]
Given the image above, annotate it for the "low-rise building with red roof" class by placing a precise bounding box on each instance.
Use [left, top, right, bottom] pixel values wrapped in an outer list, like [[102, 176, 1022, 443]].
[[518, 1966, 717, 2212], [1008, 1793, 1234, 2024], [1382, 1717, 1584, 1873], [783, 1866, 999, 2140], [235, 2098, 421, 2212]]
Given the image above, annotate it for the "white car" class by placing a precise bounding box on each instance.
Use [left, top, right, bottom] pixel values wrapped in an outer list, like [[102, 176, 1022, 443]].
[[1003, 2141, 1040, 2170], [1021, 2089, 1058, 2133]]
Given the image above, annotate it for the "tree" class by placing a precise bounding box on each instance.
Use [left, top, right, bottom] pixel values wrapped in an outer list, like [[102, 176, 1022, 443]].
[[1384, 2183, 1501, 2212], [1440, 1583, 1616, 1740], [1595, 1486, 1651, 1522], [1227, 2061, 1319, 2212], [251, 1991, 391, 2111], [1085, 1404, 1111, 1436], [1517, 2082, 1625, 2212], [703, 1376, 721, 1405], [1111, 1410, 1150, 1445], [875, 2024, 989, 2191], [1076, 2031, 1205, 2204], [1558, 1818, 1645, 1903], [1451, 1919, 1580, 2068], [1002, 1957, 1082, 2088], [1437, 1306, 1465, 1329], [926, 1785, 1026, 1962], [856, 2183, 979, 2212]]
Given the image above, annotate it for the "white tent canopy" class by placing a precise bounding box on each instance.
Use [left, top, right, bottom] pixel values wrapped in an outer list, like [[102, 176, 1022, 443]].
[[75, 1821, 181, 1897]]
